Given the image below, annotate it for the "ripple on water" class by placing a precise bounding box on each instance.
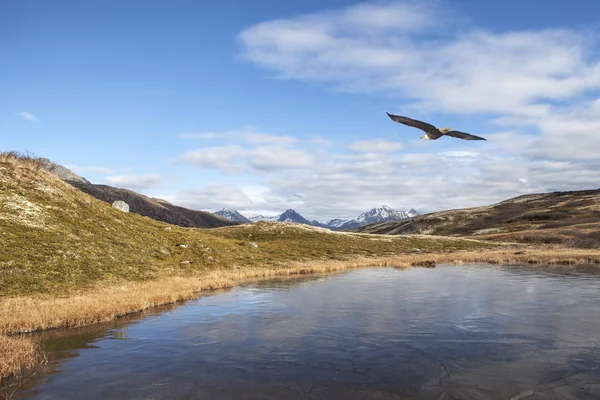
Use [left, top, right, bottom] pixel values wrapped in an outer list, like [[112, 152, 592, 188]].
[[5, 264, 600, 400]]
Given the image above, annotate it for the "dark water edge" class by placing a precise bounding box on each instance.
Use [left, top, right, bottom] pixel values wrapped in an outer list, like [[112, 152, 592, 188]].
[[4, 264, 600, 400]]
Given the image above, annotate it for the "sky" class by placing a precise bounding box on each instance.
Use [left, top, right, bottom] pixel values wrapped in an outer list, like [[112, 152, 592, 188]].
[[3, 0, 600, 221]]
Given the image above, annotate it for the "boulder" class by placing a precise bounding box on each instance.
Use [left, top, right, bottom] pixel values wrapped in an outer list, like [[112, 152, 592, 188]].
[[112, 200, 130, 213]]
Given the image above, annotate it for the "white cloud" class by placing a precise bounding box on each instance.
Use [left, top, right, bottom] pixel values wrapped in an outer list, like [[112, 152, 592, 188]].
[[180, 129, 297, 147], [177, 133, 314, 173], [172, 184, 257, 210], [348, 139, 404, 153], [238, 2, 600, 115], [169, 135, 600, 219], [161, 3, 600, 220], [178, 146, 246, 173], [250, 146, 313, 171], [105, 174, 162, 190], [19, 112, 37, 121]]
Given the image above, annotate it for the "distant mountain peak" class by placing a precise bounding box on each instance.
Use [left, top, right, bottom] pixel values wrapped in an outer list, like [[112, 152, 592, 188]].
[[330, 205, 413, 231], [408, 208, 420, 217], [278, 209, 312, 224], [248, 214, 280, 222], [219, 205, 418, 231], [215, 208, 251, 223]]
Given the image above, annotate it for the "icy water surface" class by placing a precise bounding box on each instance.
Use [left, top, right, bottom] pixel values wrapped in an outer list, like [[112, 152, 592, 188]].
[[8, 264, 600, 399]]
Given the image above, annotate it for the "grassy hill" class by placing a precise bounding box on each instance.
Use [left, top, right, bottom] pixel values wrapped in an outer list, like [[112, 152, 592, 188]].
[[67, 181, 236, 228], [350, 189, 600, 247], [38, 157, 235, 229], [0, 152, 494, 299]]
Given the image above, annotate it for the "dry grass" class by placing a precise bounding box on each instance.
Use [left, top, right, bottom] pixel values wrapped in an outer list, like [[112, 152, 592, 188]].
[[0, 335, 39, 384], [2, 247, 599, 336], [0, 258, 406, 335], [1, 246, 600, 380], [0, 151, 49, 173]]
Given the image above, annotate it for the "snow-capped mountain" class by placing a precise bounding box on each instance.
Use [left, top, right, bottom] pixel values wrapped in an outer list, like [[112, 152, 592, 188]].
[[324, 218, 349, 229], [331, 206, 413, 231], [407, 208, 420, 217], [248, 214, 280, 222], [215, 209, 250, 223], [214, 206, 419, 230]]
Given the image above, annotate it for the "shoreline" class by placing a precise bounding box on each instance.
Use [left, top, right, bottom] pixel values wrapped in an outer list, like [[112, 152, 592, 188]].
[[2, 246, 600, 381]]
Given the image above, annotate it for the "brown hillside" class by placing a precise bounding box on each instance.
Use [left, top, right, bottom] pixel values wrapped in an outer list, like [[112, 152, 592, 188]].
[[68, 181, 235, 228], [35, 156, 233, 229], [350, 189, 600, 247]]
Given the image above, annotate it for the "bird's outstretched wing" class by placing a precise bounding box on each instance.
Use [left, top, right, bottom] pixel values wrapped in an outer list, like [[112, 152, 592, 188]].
[[444, 130, 487, 141], [386, 112, 438, 135]]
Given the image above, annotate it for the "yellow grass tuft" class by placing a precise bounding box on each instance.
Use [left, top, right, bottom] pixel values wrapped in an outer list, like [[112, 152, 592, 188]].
[[0, 335, 39, 384], [1, 247, 600, 380]]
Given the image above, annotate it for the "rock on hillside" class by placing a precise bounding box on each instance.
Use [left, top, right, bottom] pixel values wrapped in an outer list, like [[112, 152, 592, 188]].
[[40, 158, 90, 184]]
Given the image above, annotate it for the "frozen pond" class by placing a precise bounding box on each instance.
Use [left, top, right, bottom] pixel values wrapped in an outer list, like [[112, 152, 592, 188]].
[[9, 264, 600, 399]]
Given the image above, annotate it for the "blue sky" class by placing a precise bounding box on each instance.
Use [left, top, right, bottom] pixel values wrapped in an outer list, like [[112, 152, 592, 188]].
[[3, 0, 600, 220]]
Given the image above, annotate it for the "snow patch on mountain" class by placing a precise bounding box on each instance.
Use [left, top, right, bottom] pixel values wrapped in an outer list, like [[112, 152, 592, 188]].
[[407, 208, 420, 217], [325, 218, 349, 229], [248, 214, 280, 222], [332, 206, 414, 231]]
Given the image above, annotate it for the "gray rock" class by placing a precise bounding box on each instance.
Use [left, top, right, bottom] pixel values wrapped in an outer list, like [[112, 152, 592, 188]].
[[250, 242, 259, 248], [112, 200, 129, 213], [39, 158, 90, 184]]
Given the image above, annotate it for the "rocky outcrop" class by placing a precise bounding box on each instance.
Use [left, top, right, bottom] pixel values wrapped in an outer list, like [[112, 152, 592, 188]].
[[40, 158, 90, 184]]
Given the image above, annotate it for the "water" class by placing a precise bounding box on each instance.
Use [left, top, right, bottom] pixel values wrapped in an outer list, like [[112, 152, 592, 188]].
[[8, 264, 600, 400]]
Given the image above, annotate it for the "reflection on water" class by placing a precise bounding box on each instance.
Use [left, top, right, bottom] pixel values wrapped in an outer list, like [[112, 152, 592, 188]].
[[7, 264, 600, 400]]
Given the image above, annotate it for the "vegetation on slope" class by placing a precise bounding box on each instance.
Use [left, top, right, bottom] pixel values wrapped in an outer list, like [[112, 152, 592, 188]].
[[38, 157, 235, 229], [0, 151, 493, 299], [351, 189, 600, 247], [0, 150, 500, 299]]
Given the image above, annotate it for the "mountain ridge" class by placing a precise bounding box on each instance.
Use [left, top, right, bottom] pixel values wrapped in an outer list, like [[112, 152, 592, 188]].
[[39, 158, 235, 229], [215, 208, 251, 223], [350, 189, 600, 247], [226, 206, 418, 230]]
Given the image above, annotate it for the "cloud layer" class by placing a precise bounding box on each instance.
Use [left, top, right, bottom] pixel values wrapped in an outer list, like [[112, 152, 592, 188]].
[[165, 1, 600, 220], [239, 2, 600, 115], [105, 174, 162, 190]]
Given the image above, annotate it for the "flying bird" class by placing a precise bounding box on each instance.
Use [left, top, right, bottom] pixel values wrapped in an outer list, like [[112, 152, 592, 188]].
[[386, 112, 486, 141]]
